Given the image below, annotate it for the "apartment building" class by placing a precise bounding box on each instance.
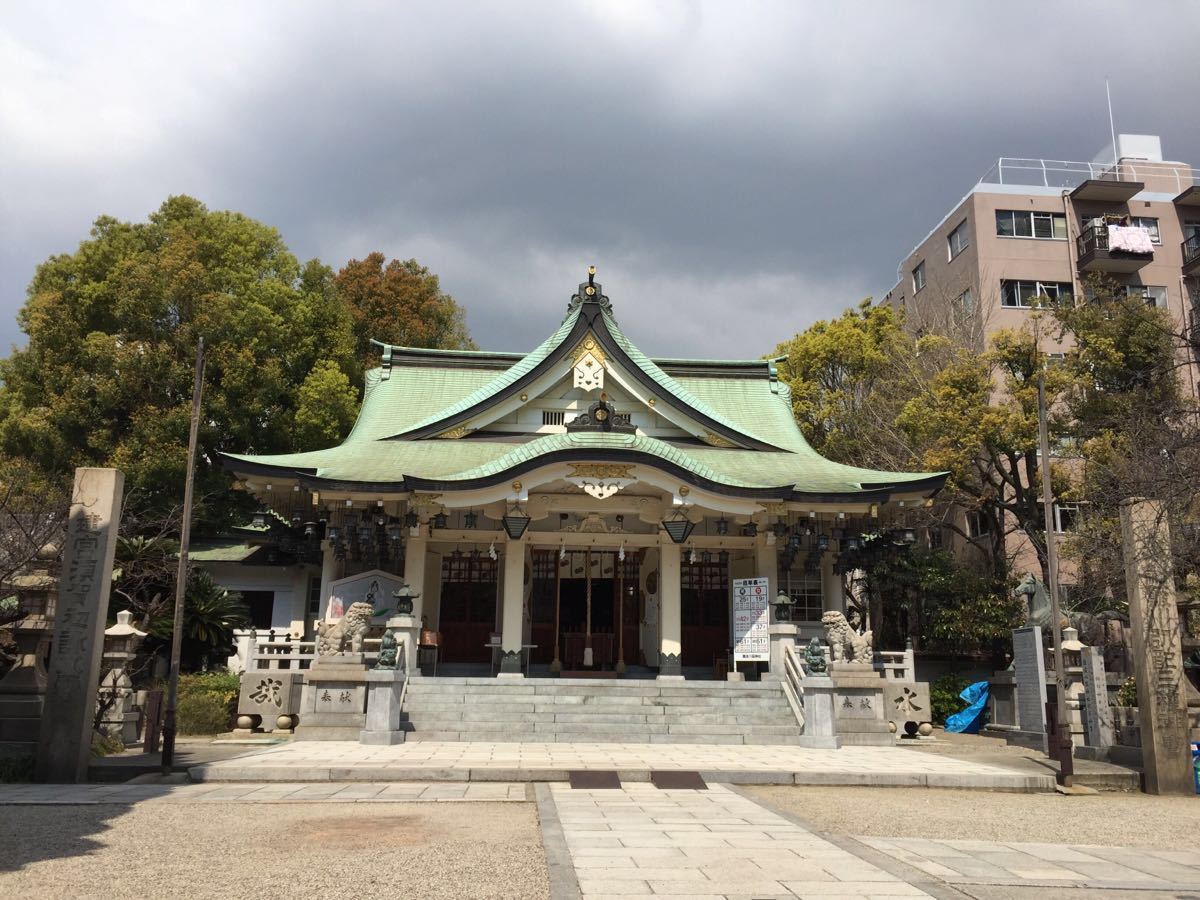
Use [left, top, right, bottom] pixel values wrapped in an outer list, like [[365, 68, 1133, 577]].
[[883, 134, 1199, 581], [886, 134, 1199, 353]]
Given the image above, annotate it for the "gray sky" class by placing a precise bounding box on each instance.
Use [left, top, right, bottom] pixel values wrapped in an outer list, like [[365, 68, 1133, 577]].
[[3, 1, 1199, 358]]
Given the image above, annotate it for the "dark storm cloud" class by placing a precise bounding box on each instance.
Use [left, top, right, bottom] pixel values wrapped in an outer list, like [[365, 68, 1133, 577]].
[[3, 1, 1199, 358]]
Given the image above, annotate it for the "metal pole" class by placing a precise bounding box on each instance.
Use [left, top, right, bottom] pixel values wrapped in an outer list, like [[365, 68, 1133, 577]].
[[1037, 365, 1074, 786], [552, 548, 562, 672], [616, 552, 625, 671], [161, 337, 205, 774]]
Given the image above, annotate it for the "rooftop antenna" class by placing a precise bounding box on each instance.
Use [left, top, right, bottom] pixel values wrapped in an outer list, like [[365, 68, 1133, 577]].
[[1106, 79, 1119, 168]]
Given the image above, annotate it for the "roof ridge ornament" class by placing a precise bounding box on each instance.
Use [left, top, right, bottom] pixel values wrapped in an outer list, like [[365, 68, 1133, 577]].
[[567, 265, 613, 315]]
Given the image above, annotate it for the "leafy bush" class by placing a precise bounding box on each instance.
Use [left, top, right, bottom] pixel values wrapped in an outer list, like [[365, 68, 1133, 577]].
[[0, 756, 34, 783], [1116, 674, 1137, 708], [172, 670, 240, 735], [91, 730, 124, 757], [930, 673, 972, 725]]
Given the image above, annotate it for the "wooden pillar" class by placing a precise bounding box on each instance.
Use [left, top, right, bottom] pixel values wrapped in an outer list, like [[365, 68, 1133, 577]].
[[499, 534, 527, 676], [403, 532, 428, 626], [658, 541, 683, 678], [550, 550, 562, 674]]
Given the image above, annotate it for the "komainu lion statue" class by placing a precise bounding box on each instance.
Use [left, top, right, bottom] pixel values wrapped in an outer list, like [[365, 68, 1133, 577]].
[[821, 610, 873, 665], [318, 601, 374, 656]]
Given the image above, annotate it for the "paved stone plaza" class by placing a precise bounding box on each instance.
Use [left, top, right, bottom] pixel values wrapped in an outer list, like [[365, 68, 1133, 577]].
[[4, 779, 1199, 898], [190, 740, 1054, 790]]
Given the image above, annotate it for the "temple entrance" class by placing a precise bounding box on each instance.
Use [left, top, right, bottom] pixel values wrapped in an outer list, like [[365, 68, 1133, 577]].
[[437, 553, 498, 664], [561, 578, 615, 669], [681, 557, 731, 668]]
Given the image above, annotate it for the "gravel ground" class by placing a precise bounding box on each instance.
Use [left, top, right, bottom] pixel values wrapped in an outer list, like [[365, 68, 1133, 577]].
[[0, 801, 549, 899], [745, 784, 1200, 849]]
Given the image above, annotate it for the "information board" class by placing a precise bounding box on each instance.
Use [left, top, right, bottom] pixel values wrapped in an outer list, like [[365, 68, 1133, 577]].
[[732, 577, 770, 662]]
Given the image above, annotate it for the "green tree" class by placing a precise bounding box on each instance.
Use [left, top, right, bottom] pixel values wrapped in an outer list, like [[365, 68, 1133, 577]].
[[294, 359, 360, 449], [334, 253, 475, 366], [0, 196, 357, 527]]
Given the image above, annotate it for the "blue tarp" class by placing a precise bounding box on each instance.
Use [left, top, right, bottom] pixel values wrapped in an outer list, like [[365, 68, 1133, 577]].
[[944, 680, 989, 734]]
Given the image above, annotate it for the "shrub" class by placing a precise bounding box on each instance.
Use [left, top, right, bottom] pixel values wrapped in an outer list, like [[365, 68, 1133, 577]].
[[0, 756, 34, 783], [1116, 674, 1137, 708], [930, 672, 972, 725], [91, 730, 124, 757], [170, 670, 240, 735]]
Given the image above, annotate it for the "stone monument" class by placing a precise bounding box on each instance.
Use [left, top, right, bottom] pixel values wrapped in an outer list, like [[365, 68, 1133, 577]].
[[36, 468, 125, 783], [1081, 645, 1114, 752], [1120, 498, 1192, 794], [1010, 625, 1048, 752]]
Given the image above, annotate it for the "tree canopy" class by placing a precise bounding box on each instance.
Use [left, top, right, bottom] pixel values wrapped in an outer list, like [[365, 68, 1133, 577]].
[[334, 252, 475, 365], [0, 196, 474, 529]]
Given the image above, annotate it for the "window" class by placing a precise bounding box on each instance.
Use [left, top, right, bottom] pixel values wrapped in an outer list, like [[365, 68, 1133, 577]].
[[541, 410, 565, 426], [778, 572, 824, 622], [1126, 285, 1168, 309], [912, 261, 926, 293], [242, 590, 275, 630], [307, 576, 321, 616], [1000, 280, 1073, 308], [926, 527, 944, 550], [1129, 217, 1161, 244], [953, 288, 975, 321], [947, 220, 969, 260], [996, 210, 1068, 240], [1054, 502, 1081, 533], [966, 509, 992, 538], [1046, 352, 1066, 366]]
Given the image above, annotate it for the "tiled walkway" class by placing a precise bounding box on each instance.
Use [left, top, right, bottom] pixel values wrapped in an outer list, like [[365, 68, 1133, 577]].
[[191, 740, 1051, 790], [550, 782, 929, 899], [0, 782, 527, 804], [863, 836, 1200, 893]]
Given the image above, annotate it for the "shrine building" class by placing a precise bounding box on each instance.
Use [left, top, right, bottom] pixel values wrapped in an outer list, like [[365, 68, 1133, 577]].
[[221, 271, 946, 678]]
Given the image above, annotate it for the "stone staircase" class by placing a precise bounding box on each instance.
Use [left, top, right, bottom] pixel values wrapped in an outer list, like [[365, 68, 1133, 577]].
[[399, 677, 803, 744]]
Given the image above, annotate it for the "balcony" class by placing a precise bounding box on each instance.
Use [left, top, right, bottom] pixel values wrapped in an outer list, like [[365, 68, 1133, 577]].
[[1184, 234, 1200, 277], [1070, 178, 1144, 203], [1076, 223, 1154, 274]]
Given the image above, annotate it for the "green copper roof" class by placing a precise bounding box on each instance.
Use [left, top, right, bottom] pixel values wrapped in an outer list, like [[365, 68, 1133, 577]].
[[223, 280, 946, 500]]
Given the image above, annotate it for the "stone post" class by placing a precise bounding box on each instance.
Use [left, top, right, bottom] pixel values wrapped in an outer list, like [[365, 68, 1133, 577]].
[[768, 623, 798, 682], [1082, 646, 1114, 750], [316, 539, 337, 623], [36, 468, 124, 783], [657, 541, 683, 679], [1120, 498, 1192, 794], [498, 534, 526, 676], [360, 669, 407, 745]]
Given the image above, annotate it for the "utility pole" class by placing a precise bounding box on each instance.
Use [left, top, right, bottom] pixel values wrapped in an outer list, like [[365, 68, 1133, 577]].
[[161, 337, 206, 774], [1036, 352, 1074, 787]]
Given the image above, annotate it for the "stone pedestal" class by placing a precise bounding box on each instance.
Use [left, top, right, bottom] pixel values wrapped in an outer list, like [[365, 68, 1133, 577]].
[[0, 617, 51, 758], [767, 623, 798, 682], [360, 670, 407, 745], [295, 655, 370, 741], [237, 670, 304, 732], [799, 675, 841, 749], [830, 664, 892, 746], [882, 680, 931, 733], [985, 671, 1018, 732], [1121, 498, 1193, 794], [385, 615, 420, 674]]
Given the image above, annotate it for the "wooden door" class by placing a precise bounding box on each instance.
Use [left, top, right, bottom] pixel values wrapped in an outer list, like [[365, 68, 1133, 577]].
[[437, 554, 498, 664], [681, 559, 731, 668]]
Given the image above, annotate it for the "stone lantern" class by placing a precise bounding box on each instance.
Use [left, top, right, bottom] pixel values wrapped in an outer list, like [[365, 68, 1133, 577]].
[[0, 544, 59, 756], [771, 591, 795, 624], [99, 610, 148, 744]]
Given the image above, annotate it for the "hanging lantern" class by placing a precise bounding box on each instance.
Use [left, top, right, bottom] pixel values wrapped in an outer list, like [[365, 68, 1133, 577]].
[[742, 522, 758, 537], [718, 549, 729, 565], [387, 521, 403, 542], [501, 504, 531, 539], [433, 512, 448, 529], [404, 510, 419, 528], [661, 510, 695, 544], [772, 520, 789, 539], [715, 517, 729, 536], [464, 510, 478, 529]]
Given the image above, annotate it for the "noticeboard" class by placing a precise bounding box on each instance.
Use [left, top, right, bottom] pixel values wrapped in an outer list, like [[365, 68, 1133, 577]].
[[732, 577, 770, 662]]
